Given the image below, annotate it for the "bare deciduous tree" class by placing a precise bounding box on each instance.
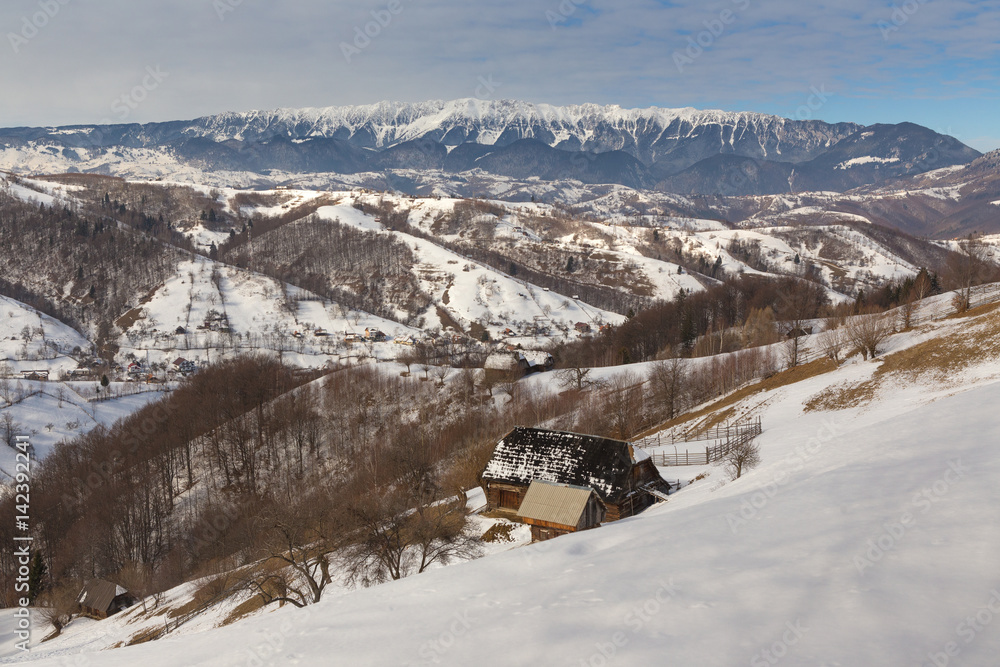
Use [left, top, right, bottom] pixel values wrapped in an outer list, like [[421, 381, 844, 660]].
[[819, 324, 845, 363], [602, 371, 645, 440], [947, 235, 993, 313], [247, 493, 343, 608], [845, 308, 893, 360], [723, 436, 761, 480], [648, 358, 686, 421], [556, 366, 596, 391], [37, 586, 79, 636], [118, 561, 153, 613]]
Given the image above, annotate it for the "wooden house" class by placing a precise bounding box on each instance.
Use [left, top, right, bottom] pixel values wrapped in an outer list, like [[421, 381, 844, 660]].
[[516, 480, 605, 541], [77, 579, 135, 619], [483, 350, 554, 382], [481, 427, 669, 523]]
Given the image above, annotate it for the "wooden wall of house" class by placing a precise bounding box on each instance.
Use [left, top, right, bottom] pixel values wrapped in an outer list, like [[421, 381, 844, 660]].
[[575, 494, 606, 530], [484, 482, 528, 512], [531, 525, 569, 541]]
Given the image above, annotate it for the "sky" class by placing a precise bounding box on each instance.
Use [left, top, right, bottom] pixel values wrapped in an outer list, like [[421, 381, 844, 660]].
[[1, 0, 998, 151]]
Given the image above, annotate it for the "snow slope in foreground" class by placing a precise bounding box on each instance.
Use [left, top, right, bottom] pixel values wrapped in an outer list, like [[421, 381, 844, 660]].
[[10, 350, 1000, 665]]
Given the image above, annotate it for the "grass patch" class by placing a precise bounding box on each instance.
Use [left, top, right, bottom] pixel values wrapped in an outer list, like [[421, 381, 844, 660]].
[[945, 300, 1000, 320], [220, 595, 266, 627], [639, 357, 838, 437], [126, 627, 163, 646], [482, 522, 517, 543], [806, 309, 1000, 411]]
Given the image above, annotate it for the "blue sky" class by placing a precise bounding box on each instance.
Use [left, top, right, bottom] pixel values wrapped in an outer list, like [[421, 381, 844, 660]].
[[1, 0, 998, 151]]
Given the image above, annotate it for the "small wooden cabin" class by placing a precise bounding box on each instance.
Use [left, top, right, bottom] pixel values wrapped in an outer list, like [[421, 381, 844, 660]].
[[517, 480, 605, 541], [481, 427, 669, 523], [77, 578, 135, 619]]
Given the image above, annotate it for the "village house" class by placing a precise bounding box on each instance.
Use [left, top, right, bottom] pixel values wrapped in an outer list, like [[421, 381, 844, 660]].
[[574, 322, 592, 334], [483, 350, 554, 381], [516, 480, 605, 541], [77, 579, 136, 619], [481, 427, 669, 526], [173, 357, 197, 375]]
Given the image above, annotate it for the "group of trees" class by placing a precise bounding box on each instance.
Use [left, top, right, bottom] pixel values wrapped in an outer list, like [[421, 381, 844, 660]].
[[220, 214, 433, 324], [0, 191, 183, 345], [556, 274, 830, 369], [0, 353, 600, 618]]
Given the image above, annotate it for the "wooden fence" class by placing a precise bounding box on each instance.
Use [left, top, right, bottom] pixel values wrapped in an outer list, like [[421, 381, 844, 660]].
[[637, 417, 762, 467]]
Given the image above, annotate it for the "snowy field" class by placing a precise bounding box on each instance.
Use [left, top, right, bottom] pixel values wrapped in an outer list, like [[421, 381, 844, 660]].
[[5, 299, 1000, 665]]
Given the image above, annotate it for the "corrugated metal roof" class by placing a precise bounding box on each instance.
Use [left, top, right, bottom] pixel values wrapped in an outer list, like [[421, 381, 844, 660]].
[[517, 480, 595, 529], [77, 578, 127, 613]]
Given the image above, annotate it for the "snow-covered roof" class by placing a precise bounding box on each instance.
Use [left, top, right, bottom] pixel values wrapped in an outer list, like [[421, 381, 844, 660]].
[[482, 427, 651, 502]]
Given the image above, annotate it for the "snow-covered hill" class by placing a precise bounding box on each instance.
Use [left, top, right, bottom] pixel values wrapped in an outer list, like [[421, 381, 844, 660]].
[[9, 289, 1000, 666]]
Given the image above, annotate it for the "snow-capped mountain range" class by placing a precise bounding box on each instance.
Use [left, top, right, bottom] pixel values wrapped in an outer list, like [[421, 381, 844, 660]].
[[0, 99, 980, 195]]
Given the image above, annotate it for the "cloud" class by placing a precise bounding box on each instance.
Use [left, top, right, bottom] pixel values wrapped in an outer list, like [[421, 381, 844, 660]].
[[0, 0, 996, 140]]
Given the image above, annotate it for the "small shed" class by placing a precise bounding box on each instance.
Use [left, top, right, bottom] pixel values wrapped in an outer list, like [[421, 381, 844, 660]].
[[77, 579, 135, 619], [517, 480, 605, 541]]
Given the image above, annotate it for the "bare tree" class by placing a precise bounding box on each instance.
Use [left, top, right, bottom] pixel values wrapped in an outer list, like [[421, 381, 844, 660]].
[[602, 371, 645, 440], [845, 308, 893, 360], [819, 325, 845, 363], [648, 358, 686, 421], [118, 562, 154, 613], [37, 586, 79, 636], [556, 366, 596, 391], [433, 364, 452, 387], [898, 294, 916, 330], [341, 463, 481, 587], [2, 413, 22, 448], [247, 492, 343, 608], [947, 235, 992, 313], [723, 436, 761, 480], [781, 329, 808, 369], [398, 348, 419, 376], [913, 269, 933, 302]]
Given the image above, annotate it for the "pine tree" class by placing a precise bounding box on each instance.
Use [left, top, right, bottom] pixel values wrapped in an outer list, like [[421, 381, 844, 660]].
[[27, 551, 47, 603]]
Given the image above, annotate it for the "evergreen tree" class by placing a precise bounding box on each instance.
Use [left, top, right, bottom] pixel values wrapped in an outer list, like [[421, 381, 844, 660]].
[[27, 551, 47, 603]]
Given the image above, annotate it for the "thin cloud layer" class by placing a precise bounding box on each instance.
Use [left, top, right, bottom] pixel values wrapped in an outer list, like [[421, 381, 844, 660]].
[[0, 0, 997, 149]]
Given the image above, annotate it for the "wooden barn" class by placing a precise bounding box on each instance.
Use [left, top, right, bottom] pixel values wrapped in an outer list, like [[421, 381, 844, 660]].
[[481, 427, 669, 524], [77, 579, 136, 619], [516, 480, 605, 541]]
